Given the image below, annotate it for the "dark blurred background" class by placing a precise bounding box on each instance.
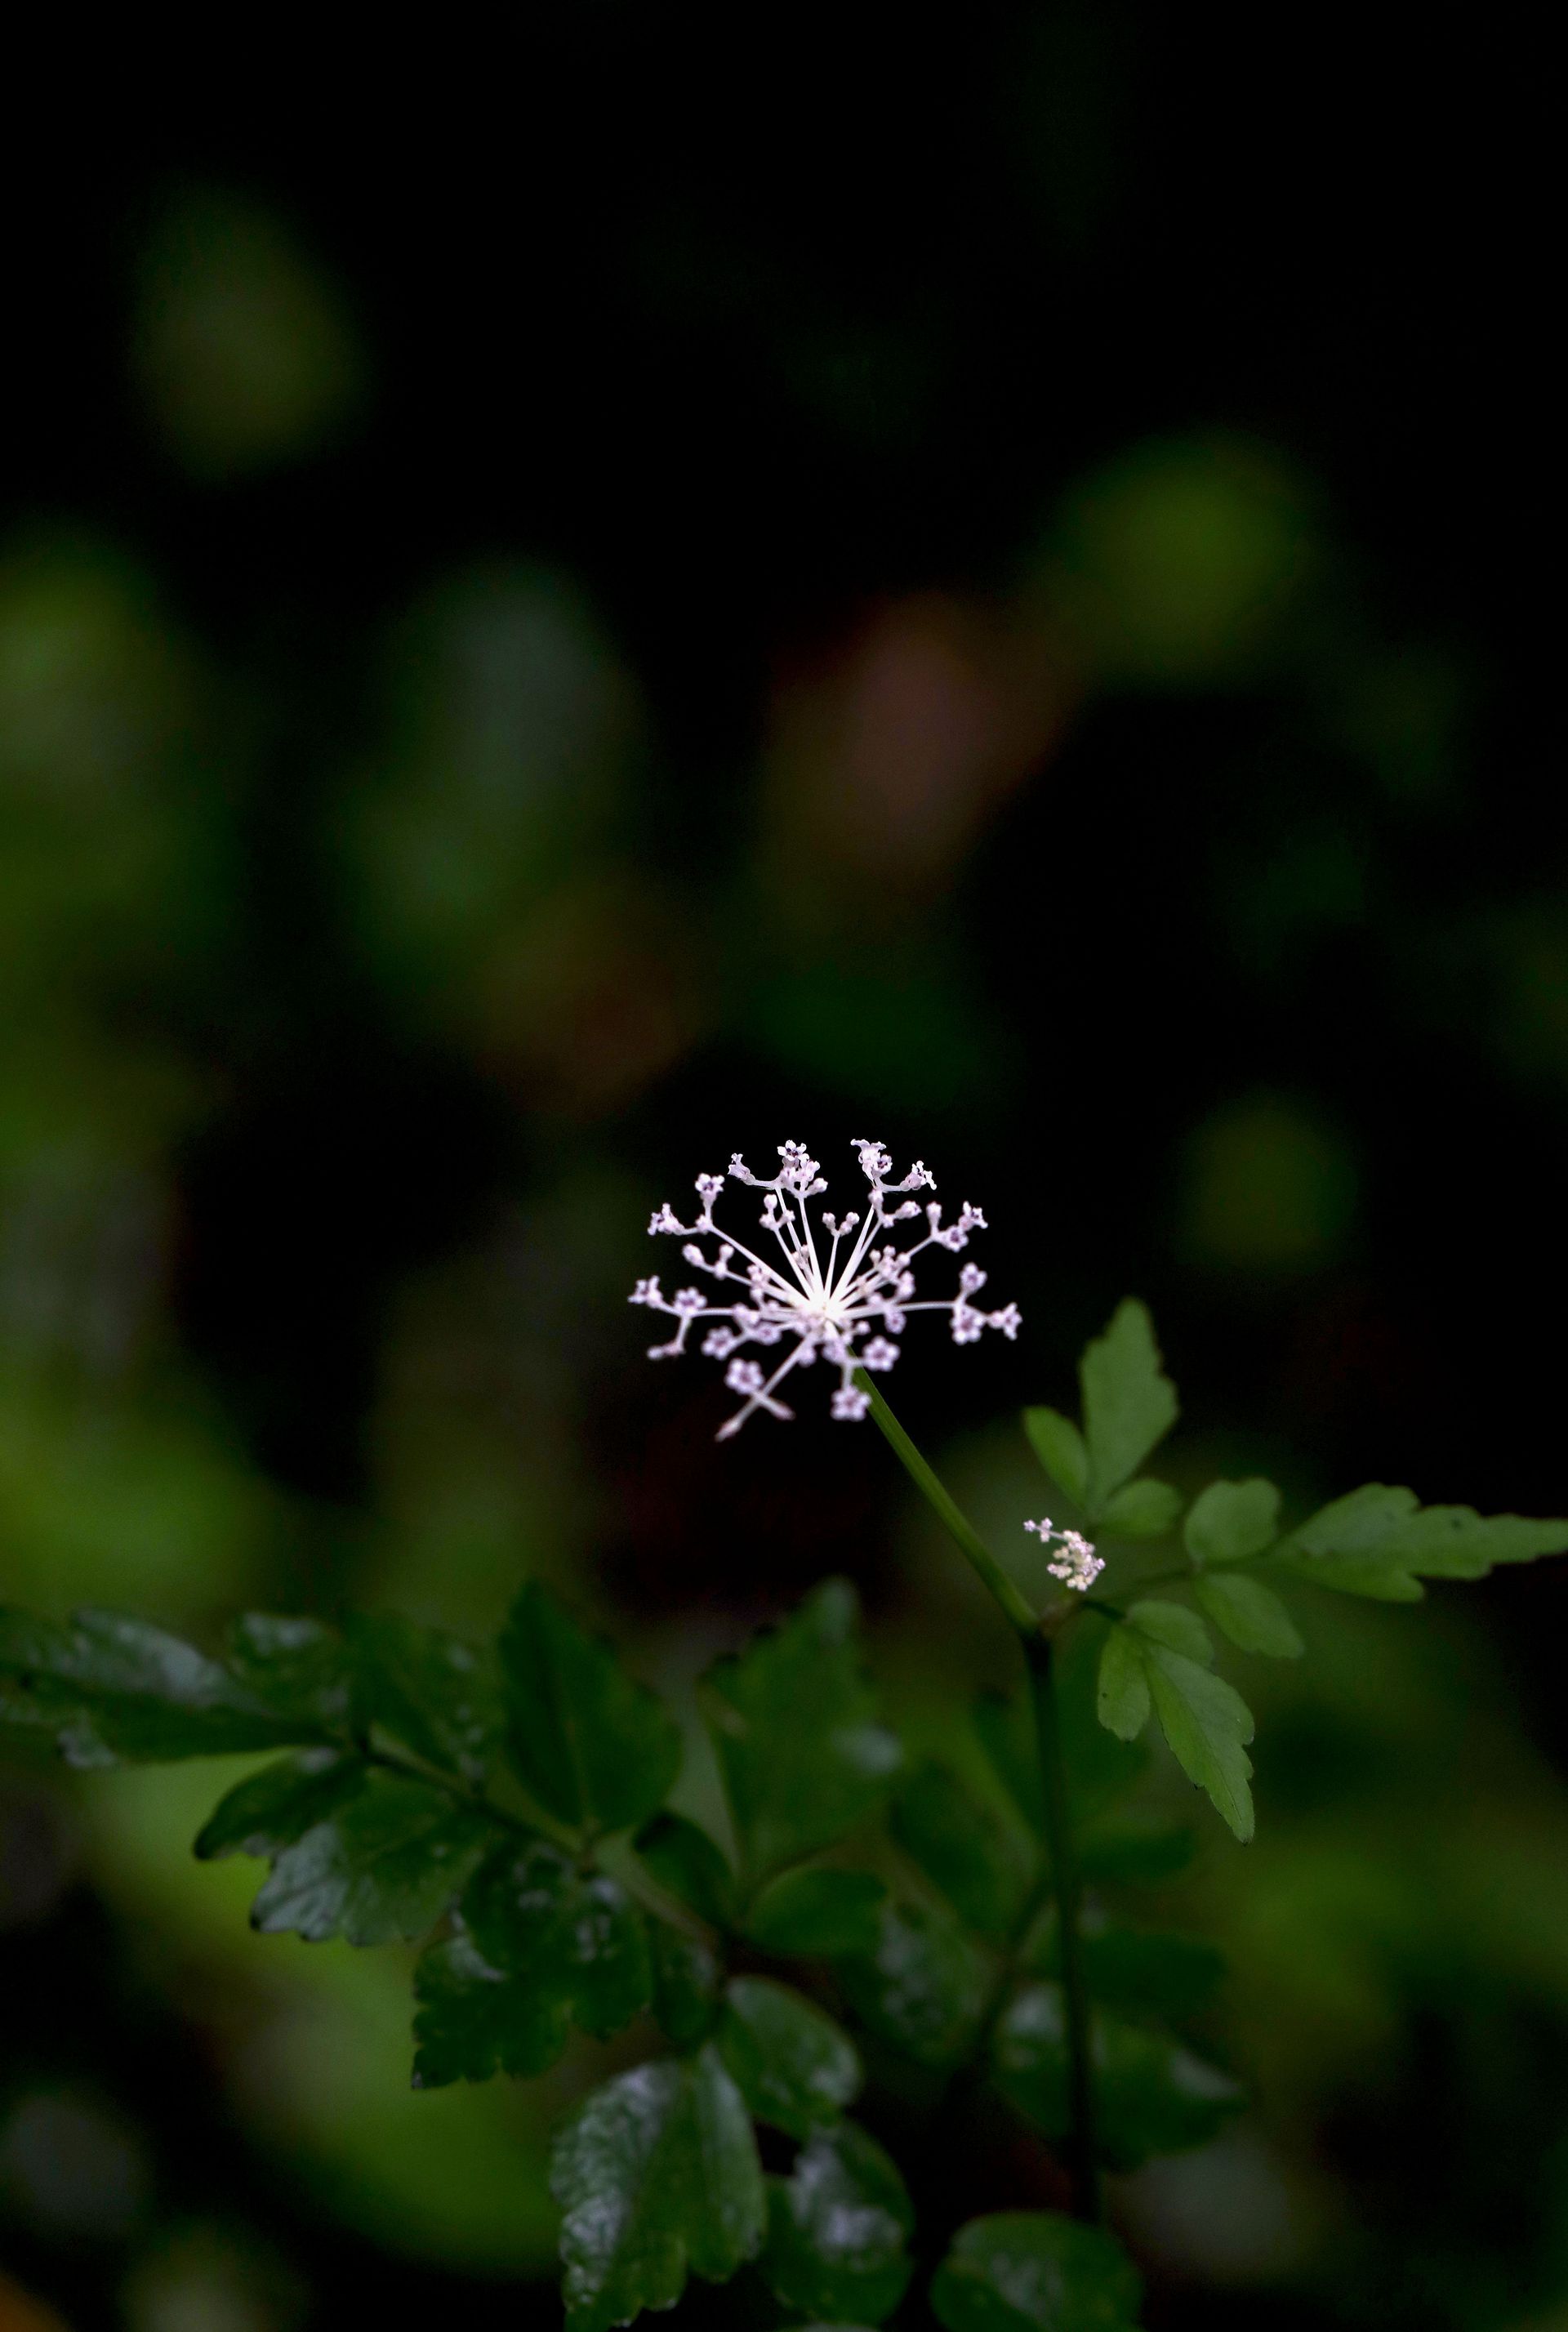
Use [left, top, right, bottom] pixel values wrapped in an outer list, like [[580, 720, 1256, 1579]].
[[2, 14, 1562, 2330]]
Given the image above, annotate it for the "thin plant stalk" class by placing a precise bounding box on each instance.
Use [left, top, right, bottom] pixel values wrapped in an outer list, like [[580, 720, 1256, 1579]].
[[856, 1370, 1102, 2223]]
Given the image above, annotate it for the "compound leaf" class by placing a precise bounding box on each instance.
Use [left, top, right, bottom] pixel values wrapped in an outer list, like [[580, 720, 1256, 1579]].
[[462, 1840, 652, 2044], [249, 1771, 491, 1944], [350, 1612, 501, 1783], [1183, 1478, 1281, 1569], [1079, 1301, 1178, 1513], [227, 1614, 351, 1732], [499, 1582, 681, 1834], [0, 1608, 313, 1768], [702, 1583, 900, 1881], [932, 2212, 1143, 2332], [412, 1928, 567, 2086], [1022, 1409, 1089, 1505], [194, 1748, 367, 1861], [1194, 1573, 1303, 1659], [1269, 1484, 1568, 1601], [1098, 1478, 1182, 1539], [719, 1977, 861, 2138], [1141, 1648, 1254, 1843], [551, 2046, 764, 2332], [762, 2122, 913, 2326]]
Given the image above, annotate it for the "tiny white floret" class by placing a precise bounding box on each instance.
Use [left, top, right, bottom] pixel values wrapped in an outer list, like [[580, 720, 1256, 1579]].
[[1023, 1517, 1103, 1592]]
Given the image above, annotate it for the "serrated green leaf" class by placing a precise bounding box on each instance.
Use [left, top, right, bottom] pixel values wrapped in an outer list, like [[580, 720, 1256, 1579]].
[[1075, 1819, 1196, 1886], [249, 1772, 491, 1944], [763, 2122, 913, 2326], [0, 1608, 312, 1768], [412, 1929, 566, 2086], [835, 1899, 991, 2071], [1183, 1478, 1281, 1568], [462, 1842, 651, 2042], [1141, 1646, 1255, 1842], [648, 1920, 722, 2048], [1125, 1600, 1214, 1664], [1194, 1573, 1303, 1658], [1028, 1915, 1226, 2019], [350, 1612, 501, 1783], [194, 1748, 367, 1861], [635, 1811, 737, 1929], [1022, 1409, 1089, 1505], [552, 2045, 764, 2332], [1269, 1483, 1568, 1601], [1099, 1479, 1182, 1538], [931, 2212, 1143, 2332], [702, 1583, 901, 1882], [745, 1868, 885, 1957], [719, 1977, 861, 2137], [891, 1763, 1033, 1943], [1079, 1300, 1178, 1513], [993, 1982, 1244, 2169], [1095, 1630, 1150, 1742], [227, 1614, 351, 1731], [498, 1583, 681, 1834]]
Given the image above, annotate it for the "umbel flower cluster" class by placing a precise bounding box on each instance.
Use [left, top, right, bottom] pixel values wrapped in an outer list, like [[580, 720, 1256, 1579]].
[[631, 1139, 1021, 1438], [1023, 1518, 1104, 1592]]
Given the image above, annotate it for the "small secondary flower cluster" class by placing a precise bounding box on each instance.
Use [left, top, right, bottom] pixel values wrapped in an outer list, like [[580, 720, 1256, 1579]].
[[631, 1139, 1020, 1438], [1024, 1518, 1103, 1592]]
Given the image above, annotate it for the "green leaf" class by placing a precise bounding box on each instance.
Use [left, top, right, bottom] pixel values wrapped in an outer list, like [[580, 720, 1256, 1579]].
[[648, 1920, 723, 2049], [1140, 1648, 1255, 1843], [745, 1869, 885, 1957], [1125, 1600, 1214, 1664], [552, 2044, 764, 2332], [702, 1583, 901, 1881], [994, 1982, 1244, 2169], [1095, 1630, 1150, 1742], [194, 1748, 367, 1861], [462, 1842, 651, 2042], [763, 2123, 913, 2326], [891, 1763, 1033, 1943], [719, 1977, 861, 2137], [1194, 1573, 1303, 1658], [349, 1612, 501, 1783], [1029, 1916, 1226, 2020], [1075, 1819, 1196, 1886], [0, 1609, 313, 1768], [1269, 1484, 1568, 1601], [1022, 1408, 1089, 1505], [931, 2212, 1143, 2332], [1079, 1300, 1178, 1513], [412, 1929, 567, 2086], [635, 1812, 737, 1928], [498, 1582, 681, 1833], [1098, 1478, 1182, 1538], [227, 1614, 351, 1731], [835, 1899, 991, 2071], [1183, 1478, 1281, 1568], [249, 1772, 491, 1944]]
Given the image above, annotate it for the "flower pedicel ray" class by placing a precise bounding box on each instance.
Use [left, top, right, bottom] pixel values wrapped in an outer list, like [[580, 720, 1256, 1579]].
[[630, 1139, 1020, 1438]]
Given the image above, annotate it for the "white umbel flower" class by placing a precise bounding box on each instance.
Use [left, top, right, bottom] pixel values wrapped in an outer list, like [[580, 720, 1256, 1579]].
[[1023, 1517, 1103, 1592], [631, 1139, 1021, 1438]]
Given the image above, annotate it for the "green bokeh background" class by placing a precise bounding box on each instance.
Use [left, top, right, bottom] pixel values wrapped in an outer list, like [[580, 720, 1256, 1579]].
[[1, 22, 1560, 2331]]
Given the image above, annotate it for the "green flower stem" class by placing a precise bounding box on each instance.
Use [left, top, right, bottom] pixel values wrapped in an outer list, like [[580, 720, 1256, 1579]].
[[1023, 1631, 1102, 2224], [856, 1370, 1102, 2223], [855, 1373, 1040, 1634]]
